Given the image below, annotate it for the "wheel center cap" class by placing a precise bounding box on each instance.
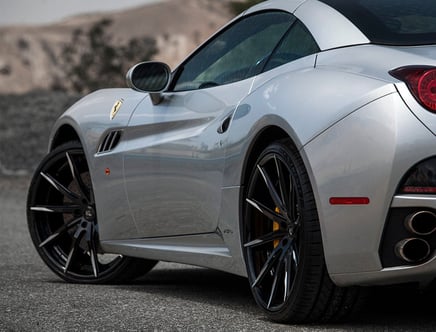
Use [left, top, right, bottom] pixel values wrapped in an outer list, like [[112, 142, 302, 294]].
[[84, 206, 95, 221]]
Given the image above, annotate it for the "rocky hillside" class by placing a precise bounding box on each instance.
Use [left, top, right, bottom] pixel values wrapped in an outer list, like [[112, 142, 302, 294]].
[[0, 0, 234, 94]]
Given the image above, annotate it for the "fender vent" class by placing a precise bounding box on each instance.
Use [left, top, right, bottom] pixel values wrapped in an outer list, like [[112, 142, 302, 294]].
[[98, 130, 122, 153]]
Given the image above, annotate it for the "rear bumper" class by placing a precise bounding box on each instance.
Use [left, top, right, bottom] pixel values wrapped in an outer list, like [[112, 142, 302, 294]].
[[332, 255, 436, 287], [334, 194, 436, 287]]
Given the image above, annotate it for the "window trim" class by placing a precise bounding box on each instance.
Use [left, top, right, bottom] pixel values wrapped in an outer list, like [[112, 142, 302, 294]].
[[258, 18, 320, 74]]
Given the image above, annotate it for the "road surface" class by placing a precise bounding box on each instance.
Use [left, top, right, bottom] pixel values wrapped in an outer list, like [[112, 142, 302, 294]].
[[1, 176, 435, 331]]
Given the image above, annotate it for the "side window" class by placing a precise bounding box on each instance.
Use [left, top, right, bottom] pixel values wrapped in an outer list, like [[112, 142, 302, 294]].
[[263, 20, 320, 72], [172, 11, 295, 91]]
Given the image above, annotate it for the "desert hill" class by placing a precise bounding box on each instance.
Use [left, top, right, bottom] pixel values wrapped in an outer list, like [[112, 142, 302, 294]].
[[0, 0, 234, 94]]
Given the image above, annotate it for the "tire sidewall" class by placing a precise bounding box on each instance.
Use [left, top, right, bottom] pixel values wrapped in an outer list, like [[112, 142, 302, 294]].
[[242, 140, 323, 321]]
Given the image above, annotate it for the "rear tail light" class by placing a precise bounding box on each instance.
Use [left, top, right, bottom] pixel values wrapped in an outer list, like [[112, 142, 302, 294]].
[[390, 66, 436, 113], [398, 157, 436, 194]]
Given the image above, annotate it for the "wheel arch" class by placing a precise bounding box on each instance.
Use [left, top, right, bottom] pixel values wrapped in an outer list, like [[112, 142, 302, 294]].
[[238, 123, 326, 244], [237, 122, 327, 261], [238, 125, 292, 261], [49, 124, 81, 151], [240, 125, 296, 189]]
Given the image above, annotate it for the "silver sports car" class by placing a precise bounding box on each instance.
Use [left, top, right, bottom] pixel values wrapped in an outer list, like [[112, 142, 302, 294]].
[[27, 0, 436, 323]]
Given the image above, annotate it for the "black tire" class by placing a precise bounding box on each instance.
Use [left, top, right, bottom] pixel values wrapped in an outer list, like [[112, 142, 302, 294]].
[[27, 141, 157, 284], [242, 140, 362, 323]]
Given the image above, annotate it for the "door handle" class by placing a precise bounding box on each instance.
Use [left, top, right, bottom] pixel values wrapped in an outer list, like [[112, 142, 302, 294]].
[[217, 115, 232, 134]]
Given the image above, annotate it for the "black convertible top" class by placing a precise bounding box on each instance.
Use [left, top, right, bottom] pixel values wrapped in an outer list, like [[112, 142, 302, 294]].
[[320, 0, 436, 45]]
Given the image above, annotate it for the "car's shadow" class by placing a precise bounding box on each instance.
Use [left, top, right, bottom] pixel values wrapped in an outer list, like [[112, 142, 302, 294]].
[[128, 264, 258, 314], [44, 263, 436, 328], [121, 264, 436, 327], [353, 284, 436, 327]]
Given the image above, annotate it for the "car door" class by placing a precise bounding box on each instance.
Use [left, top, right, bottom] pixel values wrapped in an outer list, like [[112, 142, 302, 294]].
[[123, 11, 296, 238]]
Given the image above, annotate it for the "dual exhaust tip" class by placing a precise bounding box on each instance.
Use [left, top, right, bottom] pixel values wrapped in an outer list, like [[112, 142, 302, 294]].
[[395, 211, 436, 263]]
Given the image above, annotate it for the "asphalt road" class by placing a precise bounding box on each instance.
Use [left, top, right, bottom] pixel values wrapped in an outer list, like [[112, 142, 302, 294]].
[[1, 176, 436, 331]]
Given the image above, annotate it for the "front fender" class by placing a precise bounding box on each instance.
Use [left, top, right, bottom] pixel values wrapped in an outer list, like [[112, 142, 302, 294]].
[[47, 88, 148, 241], [49, 88, 147, 164]]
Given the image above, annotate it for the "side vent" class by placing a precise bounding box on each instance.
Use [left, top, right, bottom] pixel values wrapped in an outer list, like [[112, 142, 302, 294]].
[[97, 130, 122, 153]]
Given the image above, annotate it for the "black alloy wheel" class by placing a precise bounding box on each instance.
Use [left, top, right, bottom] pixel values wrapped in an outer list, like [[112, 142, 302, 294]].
[[243, 140, 362, 323], [27, 141, 156, 283]]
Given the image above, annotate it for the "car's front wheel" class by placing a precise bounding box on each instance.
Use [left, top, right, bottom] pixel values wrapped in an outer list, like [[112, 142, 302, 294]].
[[243, 140, 362, 323], [27, 141, 157, 283]]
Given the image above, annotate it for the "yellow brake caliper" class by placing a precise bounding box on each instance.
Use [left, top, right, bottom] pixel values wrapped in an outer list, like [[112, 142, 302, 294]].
[[273, 207, 280, 248]]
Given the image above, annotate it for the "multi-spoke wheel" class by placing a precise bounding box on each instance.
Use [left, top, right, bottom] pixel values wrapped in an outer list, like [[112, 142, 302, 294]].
[[243, 140, 362, 323], [27, 141, 157, 283]]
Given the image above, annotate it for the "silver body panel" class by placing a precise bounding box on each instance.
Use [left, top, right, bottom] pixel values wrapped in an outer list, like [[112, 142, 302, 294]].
[[48, 0, 436, 286], [122, 78, 252, 238], [295, 0, 370, 50]]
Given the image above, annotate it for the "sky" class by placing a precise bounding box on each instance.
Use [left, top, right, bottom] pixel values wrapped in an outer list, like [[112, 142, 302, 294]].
[[0, 0, 163, 26]]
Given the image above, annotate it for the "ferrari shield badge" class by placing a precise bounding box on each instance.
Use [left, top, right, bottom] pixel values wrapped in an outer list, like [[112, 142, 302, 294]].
[[110, 99, 124, 120]]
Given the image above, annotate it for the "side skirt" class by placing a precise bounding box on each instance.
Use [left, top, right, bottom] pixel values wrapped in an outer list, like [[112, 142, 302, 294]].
[[101, 232, 247, 276]]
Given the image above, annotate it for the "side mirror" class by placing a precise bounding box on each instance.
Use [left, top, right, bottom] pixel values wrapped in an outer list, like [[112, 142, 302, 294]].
[[126, 61, 171, 105]]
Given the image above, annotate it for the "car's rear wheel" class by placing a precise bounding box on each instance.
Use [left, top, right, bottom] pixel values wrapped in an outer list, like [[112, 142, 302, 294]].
[[243, 140, 362, 323], [27, 141, 157, 283]]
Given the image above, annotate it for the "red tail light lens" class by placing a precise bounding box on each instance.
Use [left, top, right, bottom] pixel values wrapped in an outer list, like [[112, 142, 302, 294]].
[[390, 66, 436, 113], [398, 157, 436, 194]]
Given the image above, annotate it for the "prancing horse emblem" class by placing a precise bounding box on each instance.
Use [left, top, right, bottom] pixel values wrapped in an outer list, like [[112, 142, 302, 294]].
[[110, 99, 124, 120]]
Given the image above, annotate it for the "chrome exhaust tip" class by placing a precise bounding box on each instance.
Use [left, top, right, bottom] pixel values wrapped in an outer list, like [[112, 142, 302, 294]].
[[405, 211, 436, 236], [395, 238, 431, 263]]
